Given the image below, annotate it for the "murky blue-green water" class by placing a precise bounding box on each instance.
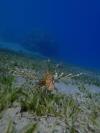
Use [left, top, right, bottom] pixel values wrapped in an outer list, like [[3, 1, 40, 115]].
[[0, 0, 100, 70]]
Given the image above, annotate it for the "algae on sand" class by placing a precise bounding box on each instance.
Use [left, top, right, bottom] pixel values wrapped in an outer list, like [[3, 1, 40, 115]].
[[0, 49, 100, 133]]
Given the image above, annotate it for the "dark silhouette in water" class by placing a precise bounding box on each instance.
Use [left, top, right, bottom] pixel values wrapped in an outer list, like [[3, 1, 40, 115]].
[[22, 32, 59, 58]]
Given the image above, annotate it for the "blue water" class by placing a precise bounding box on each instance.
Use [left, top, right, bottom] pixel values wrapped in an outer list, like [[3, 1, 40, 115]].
[[0, 0, 100, 70]]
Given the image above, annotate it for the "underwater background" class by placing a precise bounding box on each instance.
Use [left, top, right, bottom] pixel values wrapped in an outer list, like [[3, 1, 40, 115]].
[[0, 0, 100, 70]]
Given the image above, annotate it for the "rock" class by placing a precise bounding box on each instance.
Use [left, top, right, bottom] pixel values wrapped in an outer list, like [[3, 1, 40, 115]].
[[14, 77, 26, 87], [55, 81, 80, 94]]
